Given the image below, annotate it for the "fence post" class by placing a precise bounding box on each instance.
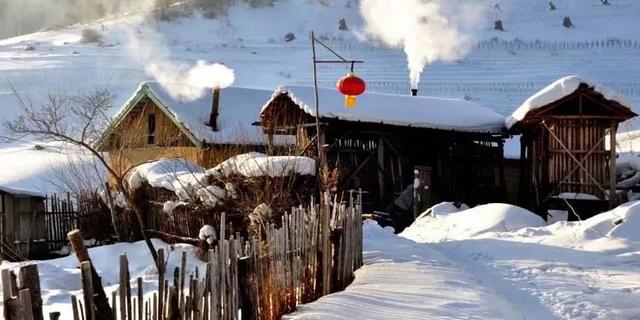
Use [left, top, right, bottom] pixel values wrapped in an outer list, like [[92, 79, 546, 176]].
[[80, 261, 95, 320], [157, 249, 165, 320], [67, 230, 114, 320], [17, 264, 44, 320], [19, 289, 34, 320], [321, 193, 332, 296]]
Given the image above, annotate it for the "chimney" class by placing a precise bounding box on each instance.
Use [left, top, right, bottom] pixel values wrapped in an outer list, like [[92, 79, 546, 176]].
[[411, 88, 418, 96], [208, 87, 220, 131]]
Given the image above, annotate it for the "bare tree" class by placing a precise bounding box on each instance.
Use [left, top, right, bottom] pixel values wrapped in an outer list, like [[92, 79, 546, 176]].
[[3, 88, 160, 268]]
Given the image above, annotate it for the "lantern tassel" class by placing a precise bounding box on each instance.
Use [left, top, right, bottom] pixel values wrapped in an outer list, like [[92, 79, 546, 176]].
[[345, 95, 357, 108]]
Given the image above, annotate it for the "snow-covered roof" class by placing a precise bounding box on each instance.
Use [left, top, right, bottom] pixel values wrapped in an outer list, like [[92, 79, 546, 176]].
[[261, 86, 506, 134], [0, 185, 45, 198], [206, 152, 316, 178], [506, 75, 633, 129], [108, 82, 293, 148]]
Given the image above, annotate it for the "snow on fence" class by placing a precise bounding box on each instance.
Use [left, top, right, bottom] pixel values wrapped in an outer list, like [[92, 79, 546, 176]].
[[3, 194, 363, 320]]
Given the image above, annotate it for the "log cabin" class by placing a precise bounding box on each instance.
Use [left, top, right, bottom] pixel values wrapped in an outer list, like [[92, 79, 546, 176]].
[[506, 75, 637, 220], [95, 82, 293, 176], [259, 86, 509, 218]]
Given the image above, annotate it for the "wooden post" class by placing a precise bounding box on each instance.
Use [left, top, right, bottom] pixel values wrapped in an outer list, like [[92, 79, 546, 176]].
[[137, 278, 143, 320], [377, 136, 386, 206], [2, 268, 17, 319], [609, 123, 618, 207], [80, 262, 95, 320], [67, 230, 114, 320], [119, 255, 128, 320], [19, 289, 34, 320], [17, 264, 44, 320], [321, 193, 331, 296], [70, 295, 80, 320], [157, 249, 165, 320]]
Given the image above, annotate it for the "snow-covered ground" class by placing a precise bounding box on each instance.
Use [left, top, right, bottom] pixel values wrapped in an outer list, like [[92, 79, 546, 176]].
[[289, 202, 640, 320], [1, 201, 638, 319]]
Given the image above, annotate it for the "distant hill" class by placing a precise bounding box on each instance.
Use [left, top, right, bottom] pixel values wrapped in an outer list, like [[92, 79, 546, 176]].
[[0, 0, 639, 130]]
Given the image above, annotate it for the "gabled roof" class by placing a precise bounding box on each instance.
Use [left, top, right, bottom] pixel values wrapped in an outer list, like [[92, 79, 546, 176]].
[[506, 75, 636, 129], [96, 82, 293, 149], [260, 86, 506, 134]]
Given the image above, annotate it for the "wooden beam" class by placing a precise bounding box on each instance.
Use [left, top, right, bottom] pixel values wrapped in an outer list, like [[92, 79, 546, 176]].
[[377, 136, 385, 205], [542, 121, 608, 196], [610, 122, 618, 207]]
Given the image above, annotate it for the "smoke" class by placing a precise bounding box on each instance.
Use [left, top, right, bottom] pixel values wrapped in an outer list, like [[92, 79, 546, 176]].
[[359, 0, 486, 89], [127, 24, 235, 101]]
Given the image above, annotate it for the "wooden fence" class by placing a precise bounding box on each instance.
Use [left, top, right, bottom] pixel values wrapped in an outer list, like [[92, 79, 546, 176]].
[[40, 193, 113, 252], [5, 193, 363, 320], [42, 194, 78, 252]]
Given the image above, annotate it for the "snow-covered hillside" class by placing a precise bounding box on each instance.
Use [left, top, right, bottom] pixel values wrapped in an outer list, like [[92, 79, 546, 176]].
[[1, 0, 640, 121], [1, 0, 640, 192]]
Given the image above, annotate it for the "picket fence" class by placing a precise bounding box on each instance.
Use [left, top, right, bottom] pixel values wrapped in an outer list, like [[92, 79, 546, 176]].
[[3, 194, 363, 320]]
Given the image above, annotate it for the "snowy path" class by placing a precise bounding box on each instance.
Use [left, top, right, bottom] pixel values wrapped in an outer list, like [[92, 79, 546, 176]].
[[433, 238, 640, 320], [285, 222, 535, 320]]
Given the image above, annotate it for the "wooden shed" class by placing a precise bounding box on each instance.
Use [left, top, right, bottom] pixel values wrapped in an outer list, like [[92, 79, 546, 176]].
[[0, 186, 46, 260], [260, 86, 508, 219], [95, 82, 293, 176], [507, 76, 637, 219]]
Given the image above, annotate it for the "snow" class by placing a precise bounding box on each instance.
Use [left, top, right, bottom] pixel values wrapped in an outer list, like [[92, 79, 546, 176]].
[[114, 82, 294, 146], [556, 192, 600, 200], [293, 202, 640, 319], [196, 185, 226, 207], [207, 152, 316, 178], [0, 185, 44, 198], [402, 203, 546, 243], [264, 86, 506, 133], [162, 200, 186, 214], [506, 75, 633, 128], [198, 225, 216, 244], [415, 201, 469, 220], [285, 221, 551, 320], [127, 158, 207, 200], [0, 238, 208, 318], [0, 141, 105, 196]]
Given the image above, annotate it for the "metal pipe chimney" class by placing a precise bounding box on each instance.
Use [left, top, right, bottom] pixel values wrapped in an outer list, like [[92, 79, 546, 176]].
[[209, 87, 220, 131], [411, 88, 418, 96]]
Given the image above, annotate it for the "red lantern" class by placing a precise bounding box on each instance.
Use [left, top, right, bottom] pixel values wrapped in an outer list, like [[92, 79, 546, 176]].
[[337, 73, 366, 108]]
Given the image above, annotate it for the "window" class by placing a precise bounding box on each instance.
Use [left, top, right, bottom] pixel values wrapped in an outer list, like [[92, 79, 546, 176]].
[[147, 113, 156, 145]]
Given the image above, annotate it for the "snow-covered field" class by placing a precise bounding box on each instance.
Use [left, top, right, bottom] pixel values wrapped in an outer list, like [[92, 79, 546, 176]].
[[288, 202, 640, 320]]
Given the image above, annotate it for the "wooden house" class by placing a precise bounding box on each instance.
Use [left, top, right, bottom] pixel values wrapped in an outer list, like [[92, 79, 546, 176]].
[[506, 76, 637, 219], [259, 86, 508, 217], [95, 82, 293, 176], [0, 185, 46, 259]]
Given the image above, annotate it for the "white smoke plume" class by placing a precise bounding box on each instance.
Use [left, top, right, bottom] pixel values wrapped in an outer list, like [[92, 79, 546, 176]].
[[360, 0, 486, 89], [127, 21, 235, 101]]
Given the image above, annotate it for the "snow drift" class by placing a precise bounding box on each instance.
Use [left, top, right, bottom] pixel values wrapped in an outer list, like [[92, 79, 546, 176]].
[[402, 203, 546, 242]]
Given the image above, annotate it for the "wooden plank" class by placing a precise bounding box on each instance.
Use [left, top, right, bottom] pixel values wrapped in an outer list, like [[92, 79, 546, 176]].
[[80, 262, 95, 320], [609, 122, 618, 206]]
